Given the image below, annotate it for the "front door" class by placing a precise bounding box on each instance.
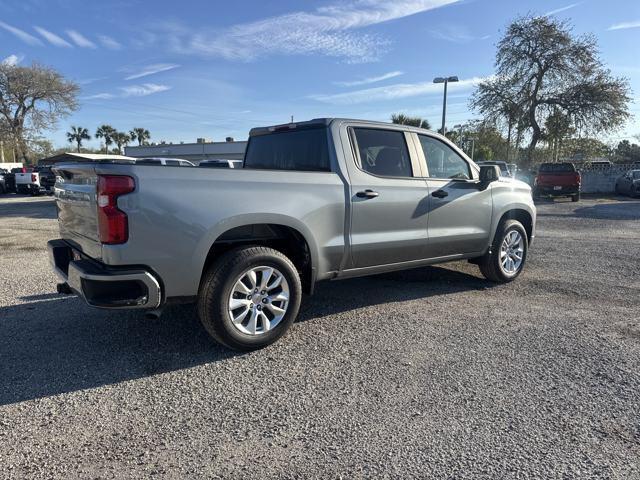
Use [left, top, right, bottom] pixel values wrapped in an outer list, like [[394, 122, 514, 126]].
[[415, 133, 493, 258]]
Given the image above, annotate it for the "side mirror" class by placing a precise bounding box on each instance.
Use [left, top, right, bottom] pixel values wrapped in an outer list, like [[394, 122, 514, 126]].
[[479, 165, 500, 185]]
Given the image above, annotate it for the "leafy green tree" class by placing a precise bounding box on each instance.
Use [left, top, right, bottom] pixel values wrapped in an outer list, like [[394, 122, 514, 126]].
[[66, 126, 91, 152], [129, 127, 150, 146], [391, 113, 431, 130], [95, 125, 117, 153], [475, 145, 494, 162], [0, 62, 78, 161], [613, 140, 640, 163], [563, 137, 611, 162], [543, 109, 574, 162], [471, 15, 631, 165], [112, 131, 130, 154]]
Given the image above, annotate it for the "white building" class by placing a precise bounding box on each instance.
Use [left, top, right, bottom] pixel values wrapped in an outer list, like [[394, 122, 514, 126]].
[[125, 138, 247, 162]]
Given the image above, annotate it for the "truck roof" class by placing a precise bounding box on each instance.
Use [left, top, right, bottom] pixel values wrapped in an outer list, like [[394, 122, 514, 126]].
[[248, 118, 437, 137]]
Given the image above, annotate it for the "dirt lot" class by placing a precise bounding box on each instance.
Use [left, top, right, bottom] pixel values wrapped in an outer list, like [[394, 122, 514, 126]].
[[1, 194, 639, 479]]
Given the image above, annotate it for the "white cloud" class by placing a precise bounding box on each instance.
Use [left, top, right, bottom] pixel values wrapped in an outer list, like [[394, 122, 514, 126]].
[[83, 83, 171, 101], [2, 54, 23, 66], [335, 71, 404, 87], [608, 20, 640, 31], [120, 83, 171, 97], [544, 3, 581, 16], [310, 76, 488, 105], [124, 63, 180, 80], [66, 29, 96, 48], [83, 93, 116, 100], [34, 26, 73, 47], [429, 24, 490, 43], [98, 35, 122, 50], [159, 0, 460, 62], [0, 21, 42, 46]]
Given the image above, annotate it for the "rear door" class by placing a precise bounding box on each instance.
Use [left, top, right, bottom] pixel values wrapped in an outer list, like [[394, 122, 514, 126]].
[[53, 164, 102, 259], [346, 126, 430, 268], [414, 133, 493, 258]]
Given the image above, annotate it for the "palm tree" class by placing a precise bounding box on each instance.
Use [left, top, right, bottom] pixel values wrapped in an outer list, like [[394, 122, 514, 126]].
[[112, 131, 131, 154], [129, 127, 151, 146], [391, 113, 431, 130], [66, 126, 91, 153], [95, 125, 116, 154]]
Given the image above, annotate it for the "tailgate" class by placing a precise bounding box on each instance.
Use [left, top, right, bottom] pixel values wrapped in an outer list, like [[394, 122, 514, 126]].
[[53, 164, 102, 259], [537, 172, 577, 185]]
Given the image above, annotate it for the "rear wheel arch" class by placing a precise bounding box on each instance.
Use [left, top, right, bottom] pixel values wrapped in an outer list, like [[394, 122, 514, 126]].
[[200, 223, 316, 295]]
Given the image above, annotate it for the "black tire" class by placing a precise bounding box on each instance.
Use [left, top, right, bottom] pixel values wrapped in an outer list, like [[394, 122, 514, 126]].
[[198, 246, 302, 351], [571, 193, 580, 202], [479, 219, 528, 283]]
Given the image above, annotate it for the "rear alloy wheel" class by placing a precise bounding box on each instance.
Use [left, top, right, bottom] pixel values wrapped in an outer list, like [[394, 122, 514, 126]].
[[571, 193, 580, 202], [198, 246, 302, 351], [227, 266, 290, 336], [479, 219, 528, 283]]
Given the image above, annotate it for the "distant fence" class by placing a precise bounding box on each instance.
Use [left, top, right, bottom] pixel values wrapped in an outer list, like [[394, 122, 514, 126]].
[[578, 163, 636, 194]]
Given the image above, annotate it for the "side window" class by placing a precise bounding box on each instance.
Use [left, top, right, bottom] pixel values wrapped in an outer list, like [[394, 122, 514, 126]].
[[165, 160, 181, 166], [352, 128, 413, 178], [418, 135, 471, 180]]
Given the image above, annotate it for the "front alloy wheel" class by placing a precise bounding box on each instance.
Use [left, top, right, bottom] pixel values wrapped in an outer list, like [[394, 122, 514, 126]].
[[499, 230, 524, 275], [479, 219, 528, 282]]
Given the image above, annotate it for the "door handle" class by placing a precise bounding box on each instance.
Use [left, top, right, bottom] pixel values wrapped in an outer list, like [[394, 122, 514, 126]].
[[356, 189, 379, 199], [431, 189, 448, 198]]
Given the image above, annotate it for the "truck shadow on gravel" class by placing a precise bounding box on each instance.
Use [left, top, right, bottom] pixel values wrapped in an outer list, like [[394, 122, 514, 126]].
[[0, 265, 490, 405]]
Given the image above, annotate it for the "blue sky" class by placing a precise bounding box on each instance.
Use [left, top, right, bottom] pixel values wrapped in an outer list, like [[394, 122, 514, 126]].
[[1, 0, 639, 149]]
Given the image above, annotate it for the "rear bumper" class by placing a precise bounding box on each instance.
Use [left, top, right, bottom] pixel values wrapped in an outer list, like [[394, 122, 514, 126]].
[[48, 239, 162, 309], [535, 185, 580, 196]]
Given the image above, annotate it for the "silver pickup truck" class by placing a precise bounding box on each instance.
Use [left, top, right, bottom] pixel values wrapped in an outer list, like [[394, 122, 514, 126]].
[[49, 118, 536, 350]]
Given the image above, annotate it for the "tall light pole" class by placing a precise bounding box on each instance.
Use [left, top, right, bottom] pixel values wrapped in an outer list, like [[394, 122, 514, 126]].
[[433, 76, 458, 135]]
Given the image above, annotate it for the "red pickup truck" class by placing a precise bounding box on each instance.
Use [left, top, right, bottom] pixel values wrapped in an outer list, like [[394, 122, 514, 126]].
[[534, 162, 581, 202]]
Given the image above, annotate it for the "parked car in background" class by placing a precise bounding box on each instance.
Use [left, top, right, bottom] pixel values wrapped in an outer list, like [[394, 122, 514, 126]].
[[199, 159, 243, 169], [0, 168, 8, 194], [14, 166, 55, 195], [476, 161, 512, 177], [534, 162, 581, 202], [14, 167, 35, 194], [586, 160, 613, 168], [134, 157, 195, 167], [0, 168, 16, 193], [615, 170, 640, 197], [35, 166, 56, 193], [49, 117, 536, 351]]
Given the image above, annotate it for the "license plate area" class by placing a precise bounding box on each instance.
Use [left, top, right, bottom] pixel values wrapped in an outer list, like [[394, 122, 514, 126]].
[[554, 186, 562, 190]]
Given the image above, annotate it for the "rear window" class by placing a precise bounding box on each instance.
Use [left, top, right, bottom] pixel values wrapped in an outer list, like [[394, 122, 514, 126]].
[[136, 159, 162, 165], [244, 127, 330, 172], [539, 163, 575, 173]]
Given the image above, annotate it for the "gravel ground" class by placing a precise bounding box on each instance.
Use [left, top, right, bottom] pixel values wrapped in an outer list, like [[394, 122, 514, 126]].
[[0, 194, 639, 479]]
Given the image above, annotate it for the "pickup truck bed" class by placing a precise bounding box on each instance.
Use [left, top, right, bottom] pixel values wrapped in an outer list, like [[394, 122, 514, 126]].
[[49, 118, 536, 350]]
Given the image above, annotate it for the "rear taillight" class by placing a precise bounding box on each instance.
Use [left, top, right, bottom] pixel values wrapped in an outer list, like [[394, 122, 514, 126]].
[[575, 172, 581, 184], [97, 175, 135, 244], [31, 173, 37, 182]]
